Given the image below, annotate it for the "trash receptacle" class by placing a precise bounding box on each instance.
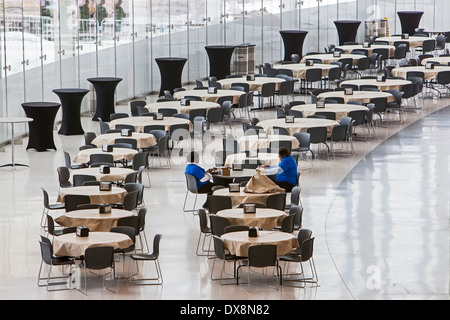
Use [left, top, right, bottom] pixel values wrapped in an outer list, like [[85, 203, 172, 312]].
[[233, 43, 256, 76]]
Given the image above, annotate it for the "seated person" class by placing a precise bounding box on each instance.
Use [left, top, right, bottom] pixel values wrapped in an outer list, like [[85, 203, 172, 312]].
[[256, 147, 297, 192], [184, 151, 217, 194]]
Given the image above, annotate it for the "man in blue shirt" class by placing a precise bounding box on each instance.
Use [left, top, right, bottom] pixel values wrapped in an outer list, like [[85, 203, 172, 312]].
[[256, 147, 298, 192], [185, 151, 216, 193]]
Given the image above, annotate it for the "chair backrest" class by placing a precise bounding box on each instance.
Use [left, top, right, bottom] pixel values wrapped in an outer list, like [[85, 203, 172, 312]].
[[57, 166, 71, 188], [121, 190, 139, 211], [84, 246, 115, 270], [73, 174, 97, 187], [290, 205, 303, 230], [315, 111, 336, 120], [207, 107, 224, 124], [123, 183, 144, 206], [39, 240, 54, 265], [224, 225, 250, 233], [110, 113, 129, 122], [115, 124, 136, 132], [293, 132, 311, 151], [185, 173, 199, 193], [369, 97, 387, 113], [266, 193, 286, 211], [248, 244, 277, 268], [206, 195, 232, 214], [297, 228, 313, 247], [305, 68, 322, 82], [150, 234, 163, 258], [197, 209, 210, 233], [132, 151, 148, 171], [114, 138, 138, 150], [117, 215, 140, 235], [209, 214, 230, 237], [307, 127, 328, 144], [110, 226, 136, 244], [137, 207, 147, 232], [84, 132, 97, 146], [299, 237, 315, 262], [331, 124, 348, 142], [347, 110, 366, 126], [157, 108, 178, 117], [130, 100, 147, 117], [64, 194, 91, 212], [290, 186, 301, 206], [280, 213, 296, 233], [231, 82, 250, 93], [272, 126, 289, 135], [89, 153, 114, 166], [288, 109, 303, 118], [188, 108, 207, 123], [212, 235, 227, 260]]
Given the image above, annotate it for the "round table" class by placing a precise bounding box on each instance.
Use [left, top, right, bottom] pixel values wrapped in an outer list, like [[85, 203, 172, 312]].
[[52, 231, 134, 257], [57, 186, 127, 205], [109, 116, 193, 133], [217, 76, 285, 92], [173, 89, 245, 105], [221, 230, 299, 257], [70, 167, 135, 182], [145, 100, 220, 115], [334, 20, 361, 46], [0, 117, 33, 169], [21, 102, 60, 152], [300, 53, 365, 67], [257, 118, 339, 136], [205, 45, 236, 80], [87, 77, 122, 122], [317, 90, 395, 104], [91, 132, 157, 149], [272, 63, 338, 79], [421, 56, 450, 66], [155, 57, 187, 97], [224, 153, 280, 168], [397, 11, 424, 36], [291, 103, 369, 121], [340, 78, 412, 91], [54, 208, 134, 232], [213, 186, 282, 208], [53, 88, 90, 135], [217, 208, 287, 230], [334, 44, 396, 58], [391, 66, 450, 81], [375, 36, 434, 49], [279, 30, 308, 61], [238, 135, 299, 151], [73, 147, 138, 164]]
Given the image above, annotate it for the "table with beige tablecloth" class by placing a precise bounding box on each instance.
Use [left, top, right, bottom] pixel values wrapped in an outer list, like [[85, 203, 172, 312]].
[[300, 53, 366, 66], [291, 103, 369, 120], [217, 76, 285, 91], [213, 187, 283, 208], [217, 208, 287, 229], [317, 90, 395, 104], [334, 44, 396, 58], [224, 153, 280, 167], [391, 66, 450, 81], [238, 135, 299, 151], [221, 230, 299, 257], [421, 56, 450, 66], [272, 63, 338, 79], [145, 100, 220, 115], [70, 167, 135, 182], [340, 78, 412, 91], [52, 231, 134, 257], [55, 208, 134, 232], [257, 118, 339, 136], [91, 132, 157, 149], [375, 36, 435, 48], [73, 147, 138, 164], [173, 89, 245, 104], [109, 116, 193, 132], [57, 186, 127, 205]]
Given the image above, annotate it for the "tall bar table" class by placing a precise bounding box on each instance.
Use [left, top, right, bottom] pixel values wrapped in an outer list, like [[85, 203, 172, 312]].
[[53, 88, 89, 135], [397, 11, 424, 36], [21, 102, 60, 152], [87, 77, 122, 122], [334, 20, 361, 46], [155, 57, 187, 97], [0, 117, 33, 169], [205, 45, 236, 80], [279, 30, 308, 61]]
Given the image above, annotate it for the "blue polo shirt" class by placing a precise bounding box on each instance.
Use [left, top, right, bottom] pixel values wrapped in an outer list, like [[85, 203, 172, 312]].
[[185, 163, 210, 189], [277, 155, 297, 186]]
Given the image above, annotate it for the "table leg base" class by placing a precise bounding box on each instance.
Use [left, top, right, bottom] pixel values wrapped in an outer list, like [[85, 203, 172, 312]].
[[0, 163, 29, 169]]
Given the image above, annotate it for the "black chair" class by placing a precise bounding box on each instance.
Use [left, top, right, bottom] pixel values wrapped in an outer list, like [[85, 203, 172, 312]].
[[369, 97, 388, 125], [57, 166, 72, 189], [64, 151, 88, 170], [307, 127, 329, 160], [40, 187, 65, 229], [210, 236, 243, 284], [329, 124, 349, 158], [46, 214, 77, 237], [292, 132, 314, 160], [64, 194, 91, 212], [128, 234, 163, 285], [114, 138, 138, 150], [386, 89, 405, 122], [315, 111, 336, 120], [109, 113, 129, 122], [130, 100, 147, 117], [303, 68, 323, 93], [131, 152, 150, 187], [115, 124, 136, 132], [209, 214, 231, 237], [143, 125, 165, 133], [183, 173, 209, 213], [231, 82, 250, 93], [196, 209, 213, 257], [259, 82, 276, 110], [266, 193, 287, 211], [347, 109, 367, 139], [206, 107, 224, 130], [272, 126, 289, 135], [157, 108, 178, 117], [72, 174, 97, 187], [109, 226, 136, 277], [206, 195, 232, 214], [79, 246, 116, 295], [89, 154, 114, 168]]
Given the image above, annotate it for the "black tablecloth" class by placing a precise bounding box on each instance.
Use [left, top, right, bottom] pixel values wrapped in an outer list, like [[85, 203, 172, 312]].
[[397, 11, 424, 35], [87, 77, 122, 122], [334, 20, 361, 46], [279, 30, 308, 61], [155, 57, 187, 97], [53, 88, 89, 135], [205, 46, 236, 80], [21, 102, 60, 152]]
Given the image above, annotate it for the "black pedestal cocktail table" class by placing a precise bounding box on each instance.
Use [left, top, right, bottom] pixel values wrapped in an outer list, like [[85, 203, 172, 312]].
[[53, 88, 89, 135], [334, 20, 361, 46], [21, 102, 60, 152], [205, 46, 236, 80], [87, 77, 122, 122], [279, 30, 308, 61], [397, 11, 424, 36], [155, 57, 187, 97]]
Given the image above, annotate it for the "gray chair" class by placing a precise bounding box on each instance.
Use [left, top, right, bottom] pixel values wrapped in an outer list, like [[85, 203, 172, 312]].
[[128, 234, 163, 285], [79, 246, 116, 295], [72, 174, 97, 187]]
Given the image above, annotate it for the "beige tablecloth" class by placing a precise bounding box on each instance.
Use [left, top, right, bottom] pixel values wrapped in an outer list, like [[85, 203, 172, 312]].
[[221, 230, 299, 257], [145, 100, 220, 114], [55, 209, 134, 232], [70, 167, 135, 182], [317, 90, 395, 104], [334, 44, 396, 58], [217, 76, 285, 91], [73, 147, 138, 164], [217, 208, 287, 229], [213, 187, 282, 208], [238, 135, 299, 151], [257, 118, 339, 136], [57, 186, 127, 205], [291, 103, 369, 121], [375, 36, 435, 48], [109, 116, 193, 132], [300, 54, 365, 66], [340, 78, 412, 91], [91, 132, 157, 149], [421, 56, 450, 66], [53, 231, 134, 257], [224, 153, 280, 167], [272, 63, 337, 79], [391, 66, 450, 81], [173, 89, 245, 104]]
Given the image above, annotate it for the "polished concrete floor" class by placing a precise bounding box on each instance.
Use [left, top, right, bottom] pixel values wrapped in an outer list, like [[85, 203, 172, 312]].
[[0, 88, 448, 301]]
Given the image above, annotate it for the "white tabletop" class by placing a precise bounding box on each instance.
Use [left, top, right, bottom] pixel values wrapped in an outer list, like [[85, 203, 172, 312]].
[[0, 117, 33, 124]]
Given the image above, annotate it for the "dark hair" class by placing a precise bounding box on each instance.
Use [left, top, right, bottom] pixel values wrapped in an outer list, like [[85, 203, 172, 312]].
[[278, 147, 290, 158], [187, 151, 199, 163]]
